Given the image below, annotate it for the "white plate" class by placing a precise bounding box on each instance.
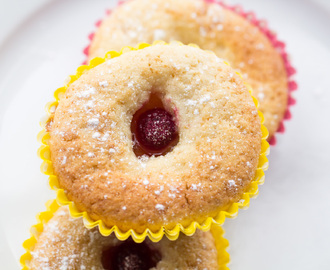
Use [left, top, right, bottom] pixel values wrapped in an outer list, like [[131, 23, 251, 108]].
[[0, 0, 329, 269]]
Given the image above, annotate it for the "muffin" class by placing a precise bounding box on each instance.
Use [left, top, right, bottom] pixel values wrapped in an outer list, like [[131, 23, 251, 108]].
[[42, 43, 267, 239], [88, 0, 291, 140], [26, 206, 223, 270]]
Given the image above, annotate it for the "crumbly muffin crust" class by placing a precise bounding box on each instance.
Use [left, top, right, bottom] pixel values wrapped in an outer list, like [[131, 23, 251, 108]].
[[89, 0, 287, 137], [30, 207, 219, 269], [49, 44, 261, 233]]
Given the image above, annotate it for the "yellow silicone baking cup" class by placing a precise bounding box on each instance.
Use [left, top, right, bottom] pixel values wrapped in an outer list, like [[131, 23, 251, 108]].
[[20, 200, 230, 269], [38, 41, 269, 243]]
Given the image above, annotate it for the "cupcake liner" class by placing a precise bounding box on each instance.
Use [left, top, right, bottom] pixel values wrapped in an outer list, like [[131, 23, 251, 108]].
[[39, 41, 269, 243], [83, 0, 297, 145], [20, 199, 230, 269]]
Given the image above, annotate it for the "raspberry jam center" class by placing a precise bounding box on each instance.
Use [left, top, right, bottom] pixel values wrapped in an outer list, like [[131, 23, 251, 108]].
[[131, 94, 178, 157], [101, 240, 161, 270]]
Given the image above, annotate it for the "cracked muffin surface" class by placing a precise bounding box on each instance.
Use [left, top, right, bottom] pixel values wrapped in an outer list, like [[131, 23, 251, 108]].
[[49, 44, 261, 233]]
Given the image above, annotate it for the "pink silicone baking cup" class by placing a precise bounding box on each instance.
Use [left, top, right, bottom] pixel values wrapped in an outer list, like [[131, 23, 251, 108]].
[[83, 0, 297, 146]]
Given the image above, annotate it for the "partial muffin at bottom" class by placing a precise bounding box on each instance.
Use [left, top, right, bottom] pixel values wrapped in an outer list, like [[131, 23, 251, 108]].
[[29, 207, 220, 269]]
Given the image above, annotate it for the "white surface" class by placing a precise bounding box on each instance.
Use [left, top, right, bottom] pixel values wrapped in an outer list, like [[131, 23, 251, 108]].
[[0, 0, 52, 44], [0, 0, 329, 269]]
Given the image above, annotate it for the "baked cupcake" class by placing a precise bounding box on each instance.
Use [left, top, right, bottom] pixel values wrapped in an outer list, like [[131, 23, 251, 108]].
[[42, 43, 268, 240], [24, 205, 228, 269], [87, 0, 295, 141]]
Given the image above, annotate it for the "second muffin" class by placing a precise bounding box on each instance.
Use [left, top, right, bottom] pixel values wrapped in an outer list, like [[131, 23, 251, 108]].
[[88, 0, 291, 140]]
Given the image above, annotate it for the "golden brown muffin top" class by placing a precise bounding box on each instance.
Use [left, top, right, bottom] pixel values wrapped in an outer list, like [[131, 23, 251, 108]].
[[49, 44, 261, 233]]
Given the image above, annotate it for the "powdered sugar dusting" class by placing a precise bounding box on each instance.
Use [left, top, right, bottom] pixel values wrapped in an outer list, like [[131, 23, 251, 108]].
[[155, 204, 165, 211], [87, 118, 99, 128], [99, 80, 109, 87], [30, 208, 120, 269]]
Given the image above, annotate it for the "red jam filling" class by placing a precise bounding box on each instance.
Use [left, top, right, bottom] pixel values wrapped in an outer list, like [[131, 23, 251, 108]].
[[131, 94, 178, 157], [101, 240, 162, 270]]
